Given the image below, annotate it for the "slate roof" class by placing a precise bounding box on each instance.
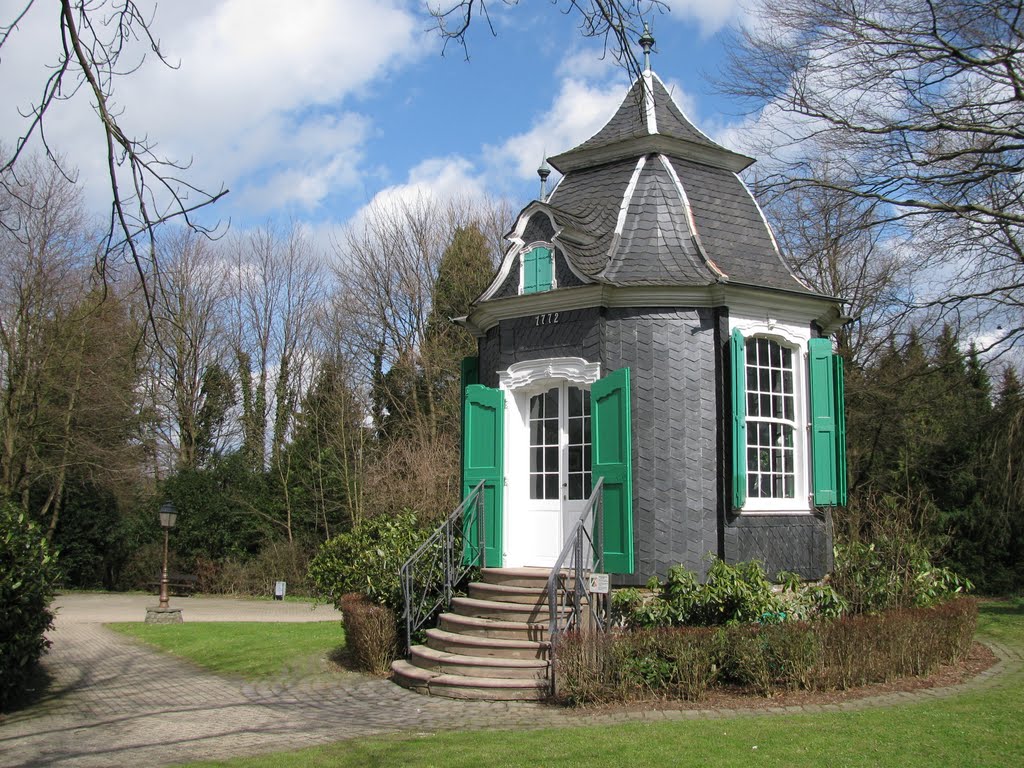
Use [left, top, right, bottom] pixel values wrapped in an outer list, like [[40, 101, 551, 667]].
[[502, 70, 816, 295]]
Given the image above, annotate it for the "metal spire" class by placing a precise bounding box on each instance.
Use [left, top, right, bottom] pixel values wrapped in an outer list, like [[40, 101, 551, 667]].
[[639, 23, 655, 72], [537, 155, 551, 201]]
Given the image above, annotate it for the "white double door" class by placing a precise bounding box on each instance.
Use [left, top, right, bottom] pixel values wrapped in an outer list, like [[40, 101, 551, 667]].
[[505, 381, 592, 568]]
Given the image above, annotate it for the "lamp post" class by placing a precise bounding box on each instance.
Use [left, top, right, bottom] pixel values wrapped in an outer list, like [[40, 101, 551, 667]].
[[146, 501, 182, 623], [157, 501, 177, 609]]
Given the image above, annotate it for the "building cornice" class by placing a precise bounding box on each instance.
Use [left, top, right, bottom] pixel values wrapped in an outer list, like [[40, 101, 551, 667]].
[[463, 283, 847, 337]]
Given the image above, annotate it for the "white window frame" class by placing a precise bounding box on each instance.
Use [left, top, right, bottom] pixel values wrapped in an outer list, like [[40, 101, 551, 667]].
[[730, 316, 812, 514]]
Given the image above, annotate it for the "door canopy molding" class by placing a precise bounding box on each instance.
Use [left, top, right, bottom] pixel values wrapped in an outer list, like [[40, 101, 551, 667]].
[[499, 357, 602, 392]]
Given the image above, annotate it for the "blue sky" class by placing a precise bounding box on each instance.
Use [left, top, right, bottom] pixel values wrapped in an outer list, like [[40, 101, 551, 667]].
[[2, 1, 751, 244]]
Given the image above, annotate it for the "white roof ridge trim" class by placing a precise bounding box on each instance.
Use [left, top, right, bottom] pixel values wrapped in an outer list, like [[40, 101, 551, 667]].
[[643, 71, 657, 135], [649, 71, 721, 149], [735, 173, 813, 291], [659, 154, 727, 282]]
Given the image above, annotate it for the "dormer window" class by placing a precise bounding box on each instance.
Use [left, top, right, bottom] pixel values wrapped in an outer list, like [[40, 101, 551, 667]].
[[521, 246, 554, 294]]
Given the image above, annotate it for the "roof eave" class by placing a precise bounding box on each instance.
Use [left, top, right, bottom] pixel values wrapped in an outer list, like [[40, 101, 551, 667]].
[[549, 134, 755, 175]]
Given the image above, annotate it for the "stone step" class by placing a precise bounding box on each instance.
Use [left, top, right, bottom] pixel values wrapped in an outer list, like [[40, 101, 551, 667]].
[[391, 660, 549, 701], [480, 567, 568, 589], [409, 644, 548, 680], [439, 612, 549, 642], [468, 581, 552, 605], [424, 627, 550, 660], [451, 595, 564, 624]]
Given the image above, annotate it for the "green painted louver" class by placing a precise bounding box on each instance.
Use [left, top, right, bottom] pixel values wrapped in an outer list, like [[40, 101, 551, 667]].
[[462, 384, 503, 566], [834, 352, 848, 506], [808, 338, 847, 506], [522, 246, 553, 294], [730, 328, 747, 509], [592, 367, 633, 574]]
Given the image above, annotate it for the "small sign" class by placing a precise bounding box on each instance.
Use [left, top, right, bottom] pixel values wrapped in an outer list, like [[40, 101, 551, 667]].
[[274, 581, 287, 600], [587, 573, 610, 594]]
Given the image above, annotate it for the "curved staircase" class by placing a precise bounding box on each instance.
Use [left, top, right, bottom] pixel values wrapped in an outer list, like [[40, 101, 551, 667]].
[[391, 567, 559, 700]]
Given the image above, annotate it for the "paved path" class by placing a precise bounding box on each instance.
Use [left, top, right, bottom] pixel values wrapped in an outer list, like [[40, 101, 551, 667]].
[[1, 594, 1019, 767]]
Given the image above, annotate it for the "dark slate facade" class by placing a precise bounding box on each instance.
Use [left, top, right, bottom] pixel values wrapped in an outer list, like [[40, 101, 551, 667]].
[[466, 62, 843, 584]]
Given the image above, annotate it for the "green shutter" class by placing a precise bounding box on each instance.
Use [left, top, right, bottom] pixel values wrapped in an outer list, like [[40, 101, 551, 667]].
[[537, 247, 552, 291], [834, 353, 848, 506], [591, 367, 634, 574], [463, 384, 503, 566], [730, 328, 747, 509], [809, 338, 843, 506], [522, 247, 552, 294]]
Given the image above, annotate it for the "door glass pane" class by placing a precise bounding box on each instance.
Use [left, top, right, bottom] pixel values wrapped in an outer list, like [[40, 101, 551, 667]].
[[528, 388, 560, 500], [545, 474, 558, 499], [566, 387, 592, 501]]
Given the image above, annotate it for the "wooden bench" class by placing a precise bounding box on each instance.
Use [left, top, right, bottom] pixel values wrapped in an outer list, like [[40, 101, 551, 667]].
[[149, 572, 199, 596]]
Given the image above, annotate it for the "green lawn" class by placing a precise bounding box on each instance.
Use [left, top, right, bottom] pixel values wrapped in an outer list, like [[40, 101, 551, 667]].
[[108, 621, 347, 680], [178, 600, 1024, 768]]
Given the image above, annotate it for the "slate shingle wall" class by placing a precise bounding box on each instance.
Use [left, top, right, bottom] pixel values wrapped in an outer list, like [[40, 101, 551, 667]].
[[485, 308, 603, 373], [476, 304, 831, 584], [602, 307, 720, 583], [722, 514, 832, 581]]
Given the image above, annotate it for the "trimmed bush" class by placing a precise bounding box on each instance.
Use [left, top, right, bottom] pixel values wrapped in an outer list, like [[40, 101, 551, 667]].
[[341, 592, 398, 675], [1, 503, 59, 711], [308, 510, 430, 612], [555, 626, 722, 704], [555, 598, 978, 703]]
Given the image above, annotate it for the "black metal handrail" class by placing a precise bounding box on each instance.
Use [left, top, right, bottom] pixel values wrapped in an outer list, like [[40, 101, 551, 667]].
[[546, 477, 607, 696], [399, 480, 486, 653]]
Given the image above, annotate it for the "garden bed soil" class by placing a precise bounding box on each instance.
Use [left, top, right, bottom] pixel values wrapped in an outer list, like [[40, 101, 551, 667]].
[[559, 640, 997, 712]]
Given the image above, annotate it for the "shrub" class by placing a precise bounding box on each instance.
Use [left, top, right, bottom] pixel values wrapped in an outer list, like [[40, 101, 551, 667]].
[[1, 503, 59, 711], [307, 510, 431, 612], [613, 558, 784, 628], [341, 592, 398, 675], [832, 537, 972, 614]]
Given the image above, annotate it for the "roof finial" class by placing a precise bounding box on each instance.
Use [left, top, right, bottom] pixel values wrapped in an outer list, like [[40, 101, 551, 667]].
[[537, 154, 551, 201], [638, 23, 655, 73]]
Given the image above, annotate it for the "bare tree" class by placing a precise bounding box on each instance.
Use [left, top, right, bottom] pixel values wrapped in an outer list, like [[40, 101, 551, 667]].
[[0, 154, 144, 533], [723, 0, 1024, 351], [429, 0, 667, 81], [0, 155, 90, 508], [753, 162, 914, 365], [146, 229, 232, 473], [228, 222, 326, 540], [1, 1, 227, 321], [330, 195, 503, 519]]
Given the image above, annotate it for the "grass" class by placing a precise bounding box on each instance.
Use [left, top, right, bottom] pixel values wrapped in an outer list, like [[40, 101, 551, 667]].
[[178, 599, 1024, 768], [108, 621, 346, 680]]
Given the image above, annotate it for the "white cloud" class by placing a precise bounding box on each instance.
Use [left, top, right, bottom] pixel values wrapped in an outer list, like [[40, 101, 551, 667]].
[[485, 77, 628, 182], [667, 0, 744, 34], [1, 0, 428, 218], [348, 155, 488, 233]]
